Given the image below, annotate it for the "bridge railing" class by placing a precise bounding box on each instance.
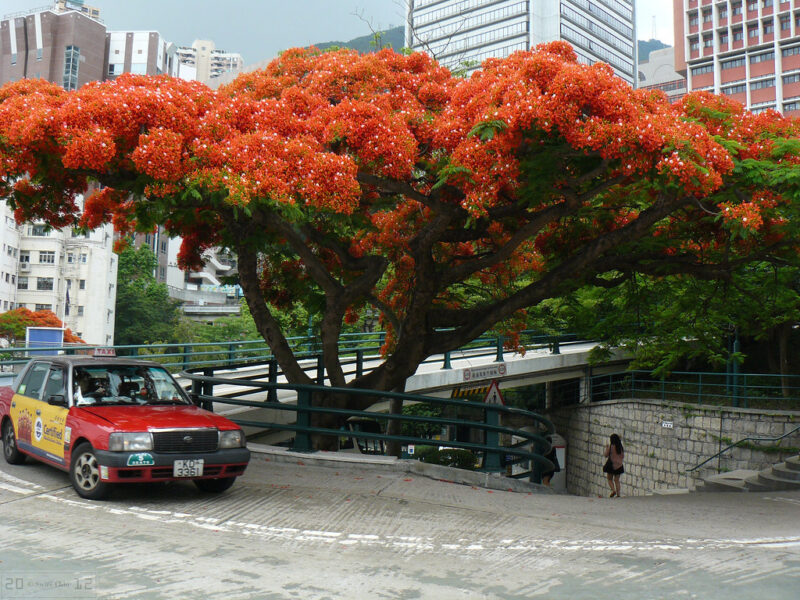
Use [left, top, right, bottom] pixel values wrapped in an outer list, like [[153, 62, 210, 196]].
[[180, 370, 557, 483], [590, 370, 800, 409], [0, 330, 581, 375]]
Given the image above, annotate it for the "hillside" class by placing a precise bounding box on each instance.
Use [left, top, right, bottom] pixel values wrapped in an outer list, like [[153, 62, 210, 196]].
[[313, 25, 404, 53]]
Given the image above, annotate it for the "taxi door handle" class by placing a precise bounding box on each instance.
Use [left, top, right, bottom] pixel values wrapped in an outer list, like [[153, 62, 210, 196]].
[[35, 409, 41, 416], [10, 401, 15, 408]]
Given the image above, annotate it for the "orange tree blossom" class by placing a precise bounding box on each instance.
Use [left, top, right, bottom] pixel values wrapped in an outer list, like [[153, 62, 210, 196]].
[[2, 42, 800, 413]]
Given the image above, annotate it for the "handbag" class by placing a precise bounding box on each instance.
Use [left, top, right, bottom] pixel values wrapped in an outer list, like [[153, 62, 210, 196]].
[[602, 457, 613, 473]]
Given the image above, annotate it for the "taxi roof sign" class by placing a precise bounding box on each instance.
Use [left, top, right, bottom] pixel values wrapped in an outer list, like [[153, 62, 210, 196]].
[[92, 347, 116, 357]]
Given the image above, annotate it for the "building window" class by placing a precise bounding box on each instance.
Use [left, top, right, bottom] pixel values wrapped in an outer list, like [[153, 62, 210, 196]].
[[79, 279, 86, 290], [732, 2, 743, 15], [751, 78, 776, 89], [692, 64, 715, 75], [703, 10, 712, 23], [781, 17, 791, 30], [11, 275, 15, 284], [39, 251, 55, 264], [723, 84, 747, 95], [747, 1, 758, 10], [748, 25, 759, 38], [18, 277, 28, 290], [30, 224, 48, 237], [751, 51, 775, 63], [783, 46, 800, 57], [690, 38, 700, 51], [720, 32, 729, 45], [37, 277, 54, 291], [784, 73, 800, 84], [67, 253, 74, 263], [35, 304, 52, 312], [784, 101, 800, 111], [63, 45, 80, 91], [19, 251, 30, 263], [703, 35, 714, 48], [762, 0, 773, 7], [80, 253, 87, 263], [720, 7, 728, 20], [77, 306, 84, 316], [733, 28, 745, 41], [690, 14, 699, 27], [764, 20, 774, 34]]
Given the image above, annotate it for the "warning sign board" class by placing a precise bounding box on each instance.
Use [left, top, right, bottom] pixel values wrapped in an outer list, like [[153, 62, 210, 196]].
[[483, 380, 505, 405]]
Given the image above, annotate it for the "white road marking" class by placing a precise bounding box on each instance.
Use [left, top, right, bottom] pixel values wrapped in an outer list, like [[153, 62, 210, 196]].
[[25, 488, 800, 556]]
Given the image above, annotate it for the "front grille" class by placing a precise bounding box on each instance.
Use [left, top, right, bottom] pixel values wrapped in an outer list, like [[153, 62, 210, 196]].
[[152, 429, 218, 453]]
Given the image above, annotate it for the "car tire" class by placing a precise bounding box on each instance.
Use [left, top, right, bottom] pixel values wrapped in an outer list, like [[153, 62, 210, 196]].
[[194, 477, 236, 493], [70, 443, 111, 500], [2, 419, 25, 465]]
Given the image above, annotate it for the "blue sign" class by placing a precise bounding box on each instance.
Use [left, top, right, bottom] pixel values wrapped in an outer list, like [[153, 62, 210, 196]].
[[26, 327, 65, 356]]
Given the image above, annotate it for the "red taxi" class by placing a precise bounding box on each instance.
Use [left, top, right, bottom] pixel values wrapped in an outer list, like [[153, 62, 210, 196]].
[[0, 355, 249, 500]]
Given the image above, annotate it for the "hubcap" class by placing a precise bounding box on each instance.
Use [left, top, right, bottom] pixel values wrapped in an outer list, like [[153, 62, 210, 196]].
[[74, 453, 99, 490], [3, 424, 13, 455]]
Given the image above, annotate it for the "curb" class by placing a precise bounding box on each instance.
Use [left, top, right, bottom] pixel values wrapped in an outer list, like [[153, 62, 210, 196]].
[[247, 443, 554, 495]]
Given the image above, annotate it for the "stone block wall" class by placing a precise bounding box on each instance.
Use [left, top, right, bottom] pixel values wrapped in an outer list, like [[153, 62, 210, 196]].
[[548, 399, 799, 497]]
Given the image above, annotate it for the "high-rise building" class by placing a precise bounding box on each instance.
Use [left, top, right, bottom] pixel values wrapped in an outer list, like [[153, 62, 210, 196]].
[[406, 0, 637, 85], [174, 39, 243, 84], [106, 31, 180, 79], [0, 199, 118, 346], [674, 0, 800, 116], [0, 5, 106, 89], [638, 46, 688, 102]]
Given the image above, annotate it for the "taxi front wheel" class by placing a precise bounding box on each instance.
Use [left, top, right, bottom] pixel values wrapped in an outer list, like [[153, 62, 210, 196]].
[[70, 443, 111, 500], [194, 477, 236, 493], [2, 420, 25, 465]]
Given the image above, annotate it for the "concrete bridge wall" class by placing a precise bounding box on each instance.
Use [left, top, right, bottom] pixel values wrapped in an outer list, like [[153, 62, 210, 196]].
[[548, 399, 800, 497]]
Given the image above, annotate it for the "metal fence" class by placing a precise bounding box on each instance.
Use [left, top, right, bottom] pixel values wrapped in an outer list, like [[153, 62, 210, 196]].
[[591, 370, 800, 409]]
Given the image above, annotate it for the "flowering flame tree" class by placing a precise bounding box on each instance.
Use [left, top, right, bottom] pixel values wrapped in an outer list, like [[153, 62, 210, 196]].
[[2, 42, 800, 408]]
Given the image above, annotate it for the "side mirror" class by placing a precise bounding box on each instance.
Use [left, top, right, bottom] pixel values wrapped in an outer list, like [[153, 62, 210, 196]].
[[47, 394, 68, 407]]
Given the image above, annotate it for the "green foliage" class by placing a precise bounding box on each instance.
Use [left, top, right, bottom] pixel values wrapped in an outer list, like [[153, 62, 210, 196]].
[[415, 446, 477, 470], [114, 244, 184, 346], [401, 403, 444, 438], [468, 120, 509, 142]]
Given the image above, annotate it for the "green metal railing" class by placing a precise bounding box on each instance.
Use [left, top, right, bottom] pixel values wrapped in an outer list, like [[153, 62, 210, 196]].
[[181, 371, 557, 482], [590, 370, 800, 410], [687, 425, 800, 474], [0, 330, 580, 374]]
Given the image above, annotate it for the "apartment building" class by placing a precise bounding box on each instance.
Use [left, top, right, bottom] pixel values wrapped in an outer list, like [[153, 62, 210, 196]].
[[406, 0, 637, 85], [675, 0, 800, 115], [174, 39, 243, 84], [0, 200, 118, 346]]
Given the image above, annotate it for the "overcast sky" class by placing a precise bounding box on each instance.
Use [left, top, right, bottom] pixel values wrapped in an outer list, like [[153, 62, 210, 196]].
[[4, 1, 675, 66]]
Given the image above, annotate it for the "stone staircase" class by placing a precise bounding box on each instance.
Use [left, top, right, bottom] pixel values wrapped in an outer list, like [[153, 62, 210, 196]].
[[694, 455, 800, 493]]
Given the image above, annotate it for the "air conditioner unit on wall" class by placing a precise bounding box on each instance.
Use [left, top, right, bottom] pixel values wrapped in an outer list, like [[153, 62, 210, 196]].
[[19, 262, 30, 271]]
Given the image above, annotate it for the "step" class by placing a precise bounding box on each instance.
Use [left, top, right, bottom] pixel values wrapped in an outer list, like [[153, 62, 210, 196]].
[[756, 471, 800, 491], [772, 463, 800, 481], [651, 487, 690, 495], [699, 470, 763, 493], [783, 455, 800, 472]]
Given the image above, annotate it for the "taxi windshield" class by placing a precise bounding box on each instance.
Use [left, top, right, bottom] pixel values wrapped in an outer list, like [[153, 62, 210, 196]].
[[73, 365, 190, 407]]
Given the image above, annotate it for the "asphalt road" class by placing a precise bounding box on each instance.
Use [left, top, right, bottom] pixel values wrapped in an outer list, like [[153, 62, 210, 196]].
[[1, 448, 799, 600]]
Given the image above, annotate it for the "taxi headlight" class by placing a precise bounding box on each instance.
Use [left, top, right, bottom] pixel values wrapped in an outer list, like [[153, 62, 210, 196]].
[[219, 429, 245, 449], [109, 432, 153, 452]]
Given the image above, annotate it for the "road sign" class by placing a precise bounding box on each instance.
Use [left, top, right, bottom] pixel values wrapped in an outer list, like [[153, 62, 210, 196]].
[[483, 380, 505, 405]]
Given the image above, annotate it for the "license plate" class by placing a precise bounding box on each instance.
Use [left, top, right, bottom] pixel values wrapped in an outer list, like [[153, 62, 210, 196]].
[[173, 459, 204, 477]]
